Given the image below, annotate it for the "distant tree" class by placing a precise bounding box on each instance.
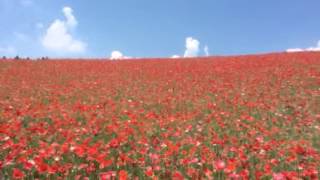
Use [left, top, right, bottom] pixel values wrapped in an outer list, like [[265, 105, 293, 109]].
[[26, 57, 30, 60], [2, 56, 6, 60], [14, 56, 20, 60], [41, 56, 49, 60]]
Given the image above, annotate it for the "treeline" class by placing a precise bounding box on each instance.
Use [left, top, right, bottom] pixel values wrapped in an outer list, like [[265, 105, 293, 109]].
[[1, 56, 49, 60]]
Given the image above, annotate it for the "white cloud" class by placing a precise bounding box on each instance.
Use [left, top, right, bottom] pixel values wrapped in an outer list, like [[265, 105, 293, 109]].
[[62, 7, 77, 28], [204, 45, 209, 56], [287, 40, 320, 53], [41, 6, 86, 53], [110, 50, 131, 60], [184, 37, 200, 57], [110, 51, 123, 60], [171, 55, 180, 58], [306, 47, 320, 51], [0, 46, 16, 55], [286, 48, 304, 53]]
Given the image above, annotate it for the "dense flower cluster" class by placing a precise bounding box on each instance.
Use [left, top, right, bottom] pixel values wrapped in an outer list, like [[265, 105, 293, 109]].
[[0, 52, 319, 179]]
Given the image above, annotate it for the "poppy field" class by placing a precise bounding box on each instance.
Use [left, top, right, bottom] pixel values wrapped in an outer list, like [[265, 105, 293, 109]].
[[0, 52, 319, 179]]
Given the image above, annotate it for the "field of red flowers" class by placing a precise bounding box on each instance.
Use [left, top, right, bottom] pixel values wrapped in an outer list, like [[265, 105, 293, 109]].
[[0, 52, 319, 179]]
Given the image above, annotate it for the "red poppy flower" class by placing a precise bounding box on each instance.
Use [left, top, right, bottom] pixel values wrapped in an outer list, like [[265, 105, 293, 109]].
[[119, 170, 128, 180], [13, 168, 24, 179], [272, 172, 285, 180], [109, 138, 120, 148], [214, 160, 226, 171], [145, 166, 153, 177], [173, 171, 184, 180], [99, 171, 116, 180]]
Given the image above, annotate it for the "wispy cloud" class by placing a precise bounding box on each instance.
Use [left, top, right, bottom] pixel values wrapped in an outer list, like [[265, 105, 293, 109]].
[[286, 40, 320, 53], [41, 6, 87, 54], [286, 48, 304, 53], [171, 55, 180, 59], [204, 45, 209, 56]]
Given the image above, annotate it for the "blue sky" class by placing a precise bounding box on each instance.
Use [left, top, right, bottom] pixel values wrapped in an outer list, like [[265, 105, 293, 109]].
[[1, 0, 320, 58]]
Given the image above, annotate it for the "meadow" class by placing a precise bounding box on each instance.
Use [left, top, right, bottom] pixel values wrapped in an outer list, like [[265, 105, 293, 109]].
[[0, 52, 319, 179]]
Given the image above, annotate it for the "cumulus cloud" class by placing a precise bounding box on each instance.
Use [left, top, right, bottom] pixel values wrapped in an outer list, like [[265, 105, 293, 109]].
[[184, 37, 200, 57], [204, 45, 209, 56], [286, 40, 320, 53], [62, 7, 77, 28], [171, 37, 206, 58], [110, 50, 131, 60], [41, 6, 86, 53], [0, 46, 16, 55]]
